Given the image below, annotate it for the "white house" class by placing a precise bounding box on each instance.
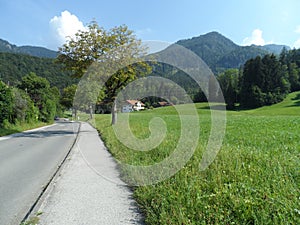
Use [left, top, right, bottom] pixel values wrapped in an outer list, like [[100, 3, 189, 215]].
[[122, 100, 145, 113]]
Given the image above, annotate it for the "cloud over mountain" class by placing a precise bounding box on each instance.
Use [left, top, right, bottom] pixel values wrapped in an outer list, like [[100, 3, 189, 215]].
[[48, 10, 86, 50], [242, 29, 270, 46], [294, 25, 300, 49]]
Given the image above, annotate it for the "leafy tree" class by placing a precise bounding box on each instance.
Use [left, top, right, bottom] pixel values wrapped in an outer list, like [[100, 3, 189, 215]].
[[51, 86, 63, 116], [287, 63, 300, 91], [18, 72, 59, 122], [60, 84, 77, 109], [57, 21, 151, 124], [240, 54, 290, 108], [217, 69, 239, 109], [0, 81, 14, 126], [11, 88, 38, 123]]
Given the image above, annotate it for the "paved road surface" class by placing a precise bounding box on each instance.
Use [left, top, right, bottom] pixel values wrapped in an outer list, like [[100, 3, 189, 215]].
[[0, 122, 80, 225], [35, 122, 143, 225]]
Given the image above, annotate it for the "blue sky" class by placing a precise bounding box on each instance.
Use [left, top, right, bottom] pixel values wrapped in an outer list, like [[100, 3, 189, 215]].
[[1, 0, 300, 50]]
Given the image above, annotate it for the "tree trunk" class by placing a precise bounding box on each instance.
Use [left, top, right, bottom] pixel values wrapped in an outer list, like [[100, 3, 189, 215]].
[[111, 100, 117, 125], [89, 104, 93, 119], [73, 108, 77, 121]]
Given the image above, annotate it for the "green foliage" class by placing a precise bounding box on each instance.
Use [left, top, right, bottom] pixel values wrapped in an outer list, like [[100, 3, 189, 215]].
[[11, 88, 38, 123], [60, 84, 77, 109], [217, 69, 239, 109], [57, 21, 152, 124], [94, 92, 300, 224], [240, 55, 290, 108], [287, 63, 300, 91], [0, 52, 75, 89], [0, 81, 14, 125], [18, 72, 60, 122]]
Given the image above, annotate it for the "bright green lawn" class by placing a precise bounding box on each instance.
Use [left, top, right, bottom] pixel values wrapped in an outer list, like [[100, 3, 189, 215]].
[[94, 91, 300, 224]]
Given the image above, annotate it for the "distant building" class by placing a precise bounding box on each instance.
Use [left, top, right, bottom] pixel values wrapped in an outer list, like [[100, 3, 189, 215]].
[[122, 100, 145, 113], [158, 101, 172, 107]]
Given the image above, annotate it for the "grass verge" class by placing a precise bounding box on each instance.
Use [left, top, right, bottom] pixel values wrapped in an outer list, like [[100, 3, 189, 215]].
[[94, 92, 300, 224], [0, 121, 52, 137]]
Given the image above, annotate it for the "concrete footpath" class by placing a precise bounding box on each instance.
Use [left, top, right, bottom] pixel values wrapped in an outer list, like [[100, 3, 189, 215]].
[[32, 122, 144, 225]]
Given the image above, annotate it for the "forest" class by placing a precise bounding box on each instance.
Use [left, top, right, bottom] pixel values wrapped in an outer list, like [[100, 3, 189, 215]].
[[217, 48, 300, 109]]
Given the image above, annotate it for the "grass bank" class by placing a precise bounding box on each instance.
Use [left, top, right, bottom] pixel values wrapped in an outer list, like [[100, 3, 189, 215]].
[[94, 92, 300, 224], [0, 121, 52, 137]]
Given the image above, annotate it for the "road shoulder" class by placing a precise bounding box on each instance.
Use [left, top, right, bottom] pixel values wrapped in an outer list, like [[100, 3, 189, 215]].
[[28, 122, 143, 225]]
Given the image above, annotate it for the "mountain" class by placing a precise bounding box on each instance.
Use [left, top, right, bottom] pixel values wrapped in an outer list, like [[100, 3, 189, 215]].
[[0, 39, 57, 58], [256, 44, 291, 55], [175, 32, 290, 72], [176, 31, 239, 69], [0, 52, 76, 89]]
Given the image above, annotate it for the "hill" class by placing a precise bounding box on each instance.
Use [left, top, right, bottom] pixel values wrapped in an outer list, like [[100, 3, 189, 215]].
[[0, 38, 57, 58], [242, 91, 300, 116], [0, 52, 75, 89]]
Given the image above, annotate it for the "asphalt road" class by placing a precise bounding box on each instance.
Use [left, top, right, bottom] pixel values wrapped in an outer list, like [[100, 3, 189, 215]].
[[0, 121, 80, 225]]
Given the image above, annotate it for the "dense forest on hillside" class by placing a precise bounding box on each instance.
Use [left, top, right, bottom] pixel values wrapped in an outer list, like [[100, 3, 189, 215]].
[[0, 52, 76, 89]]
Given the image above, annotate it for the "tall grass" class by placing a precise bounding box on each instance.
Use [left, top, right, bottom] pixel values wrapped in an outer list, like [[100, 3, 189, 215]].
[[0, 121, 50, 137], [94, 92, 300, 224]]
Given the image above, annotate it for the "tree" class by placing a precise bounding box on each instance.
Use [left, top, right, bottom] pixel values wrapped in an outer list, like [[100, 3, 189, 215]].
[[57, 21, 151, 124], [11, 88, 38, 123], [0, 81, 14, 126], [60, 84, 77, 109], [18, 72, 59, 122], [218, 69, 239, 109], [287, 63, 300, 92], [240, 54, 290, 108]]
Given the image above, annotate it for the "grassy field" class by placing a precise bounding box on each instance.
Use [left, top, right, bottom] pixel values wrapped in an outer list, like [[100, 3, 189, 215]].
[[94, 91, 300, 224]]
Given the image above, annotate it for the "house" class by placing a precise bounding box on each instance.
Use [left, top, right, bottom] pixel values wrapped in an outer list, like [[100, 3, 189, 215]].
[[158, 101, 172, 107], [122, 100, 145, 113]]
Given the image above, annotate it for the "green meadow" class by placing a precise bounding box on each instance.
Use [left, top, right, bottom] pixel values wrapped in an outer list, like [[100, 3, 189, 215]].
[[94, 91, 300, 224]]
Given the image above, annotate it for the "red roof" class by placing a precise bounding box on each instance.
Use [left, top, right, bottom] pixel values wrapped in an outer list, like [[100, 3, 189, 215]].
[[158, 101, 170, 106], [126, 100, 145, 106]]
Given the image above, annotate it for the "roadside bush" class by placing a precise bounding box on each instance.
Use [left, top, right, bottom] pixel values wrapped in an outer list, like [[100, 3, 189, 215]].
[[0, 81, 14, 126], [12, 88, 38, 123]]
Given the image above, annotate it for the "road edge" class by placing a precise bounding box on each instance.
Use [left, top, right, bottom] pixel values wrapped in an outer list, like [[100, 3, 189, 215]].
[[20, 122, 82, 224], [0, 124, 57, 142]]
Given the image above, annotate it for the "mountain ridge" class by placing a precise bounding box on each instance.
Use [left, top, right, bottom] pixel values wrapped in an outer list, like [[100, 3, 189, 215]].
[[176, 31, 290, 72], [0, 38, 57, 58]]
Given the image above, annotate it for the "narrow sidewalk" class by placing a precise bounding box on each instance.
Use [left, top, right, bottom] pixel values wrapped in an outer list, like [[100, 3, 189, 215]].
[[35, 122, 144, 225]]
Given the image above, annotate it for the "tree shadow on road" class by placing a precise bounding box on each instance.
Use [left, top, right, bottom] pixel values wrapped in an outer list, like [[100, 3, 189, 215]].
[[14, 130, 78, 138]]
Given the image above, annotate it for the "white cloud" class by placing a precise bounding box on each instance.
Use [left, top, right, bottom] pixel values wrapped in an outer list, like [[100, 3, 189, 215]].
[[294, 39, 300, 49], [48, 10, 86, 50], [293, 25, 300, 49], [242, 29, 267, 46]]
